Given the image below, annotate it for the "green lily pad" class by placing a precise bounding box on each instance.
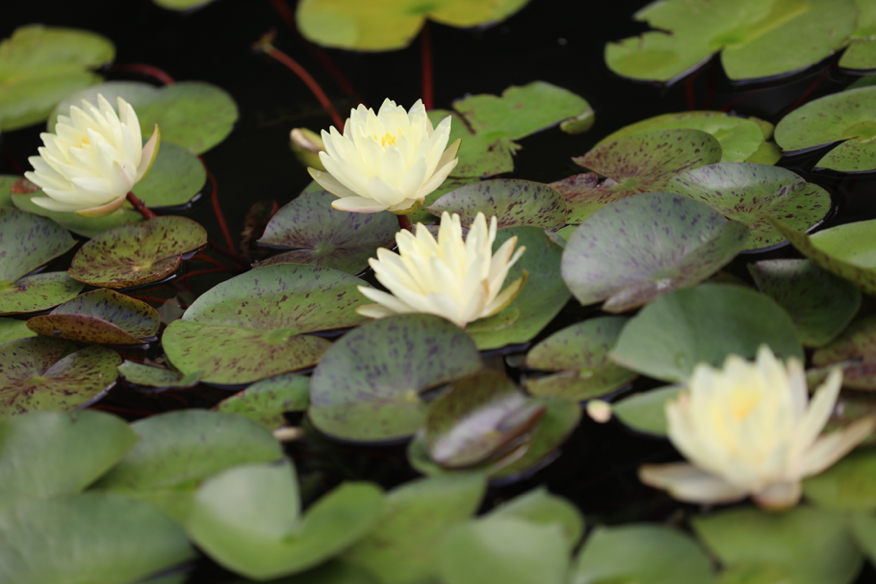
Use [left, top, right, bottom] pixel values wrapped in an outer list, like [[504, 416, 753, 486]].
[[408, 177, 481, 224], [0, 25, 114, 131], [851, 513, 876, 565], [611, 284, 803, 383], [0, 271, 84, 316], [810, 314, 876, 390], [596, 110, 777, 164], [153, 0, 218, 10], [0, 492, 195, 584], [0, 176, 16, 207], [611, 386, 683, 436], [163, 264, 369, 385], [0, 317, 36, 343], [11, 190, 144, 238], [486, 486, 585, 551], [692, 506, 863, 584], [467, 226, 571, 350], [427, 179, 566, 231], [92, 409, 284, 521], [256, 190, 397, 275], [561, 192, 750, 312], [184, 461, 384, 580], [52, 80, 238, 155], [524, 317, 638, 401], [840, 0, 876, 70], [117, 361, 202, 390], [0, 410, 137, 513], [0, 337, 120, 415], [749, 259, 860, 347], [26, 288, 160, 345], [605, 0, 856, 83], [803, 448, 876, 510], [0, 206, 76, 283], [215, 373, 310, 430], [667, 163, 831, 250], [309, 314, 482, 443], [340, 474, 487, 584], [563, 129, 723, 223], [68, 217, 207, 288], [571, 524, 715, 584]]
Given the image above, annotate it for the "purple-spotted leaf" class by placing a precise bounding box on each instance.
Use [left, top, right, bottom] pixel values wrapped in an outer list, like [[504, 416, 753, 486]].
[[256, 190, 397, 274], [0, 272, 84, 315], [215, 373, 310, 430], [68, 217, 207, 289], [309, 314, 483, 443], [425, 370, 546, 469], [563, 129, 722, 223], [427, 179, 566, 231], [26, 288, 160, 345], [163, 264, 369, 385], [561, 193, 749, 313], [117, 361, 201, 390], [408, 177, 480, 224], [667, 163, 831, 251], [0, 207, 75, 283], [0, 337, 120, 415], [811, 314, 876, 390]]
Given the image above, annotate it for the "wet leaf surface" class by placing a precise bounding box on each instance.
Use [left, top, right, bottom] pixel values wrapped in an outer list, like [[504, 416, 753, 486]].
[[117, 361, 202, 390], [0, 271, 84, 316]]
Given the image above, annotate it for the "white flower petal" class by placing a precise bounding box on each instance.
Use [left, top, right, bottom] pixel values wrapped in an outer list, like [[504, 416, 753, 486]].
[[639, 462, 749, 504]]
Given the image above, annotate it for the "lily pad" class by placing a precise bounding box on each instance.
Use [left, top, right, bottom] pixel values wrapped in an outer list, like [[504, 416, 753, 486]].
[[427, 179, 566, 231], [256, 190, 397, 274], [163, 264, 369, 385], [749, 259, 860, 347], [408, 177, 480, 224], [0, 25, 114, 131], [0, 176, 16, 206], [183, 461, 384, 580], [0, 492, 195, 584], [611, 284, 803, 383], [0, 206, 76, 283], [524, 317, 638, 401], [11, 190, 144, 238], [775, 86, 876, 172], [563, 129, 723, 223], [803, 448, 876, 510], [839, 1, 876, 71], [561, 192, 750, 312], [851, 513, 876, 565], [0, 317, 36, 343], [667, 163, 831, 250], [68, 216, 207, 288], [26, 288, 160, 345], [0, 271, 84, 316], [215, 373, 311, 430], [611, 386, 683, 436], [809, 314, 876, 389], [0, 337, 120, 415], [309, 314, 482, 443], [486, 486, 585, 551], [117, 361, 202, 390]]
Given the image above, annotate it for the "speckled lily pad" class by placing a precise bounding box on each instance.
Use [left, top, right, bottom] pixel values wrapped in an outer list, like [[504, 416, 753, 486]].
[[215, 373, 310, 430], [0, 271, 84, 316], [256, 190, 397, 274], [26, 288, 160, 345], [117, 361, 201, 390], [524, 317, 638, 401], [561, 192, 750, 312], [309, 314, 483, 443], [563, 129, 723, 223], [68, 217, 207, 289], [0, 207, 76, 283], [427, 179, 566, 231], [0, 318, 36, 343], [0, 337, 120, 415], [163, 264, 369, 385], [809, 314, 876, 390]]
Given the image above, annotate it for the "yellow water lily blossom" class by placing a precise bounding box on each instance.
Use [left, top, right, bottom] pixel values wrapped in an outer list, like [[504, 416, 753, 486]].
[[25, 94, 160, 217], [357, 211, 527, 328], [308, 98, 460, 215], [639, 346, 876, 510]]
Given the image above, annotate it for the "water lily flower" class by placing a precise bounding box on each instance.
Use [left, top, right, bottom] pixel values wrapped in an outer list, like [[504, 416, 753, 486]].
[[308, 98, 460, 215], [25, 94, 160, 217], [639, 346, 876, 509], [357, 211, 526, 328]]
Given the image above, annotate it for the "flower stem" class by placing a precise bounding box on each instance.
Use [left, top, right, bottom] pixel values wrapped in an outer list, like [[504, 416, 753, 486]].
[[397, 214, 412, 231], [126, 192, 157, 220], [421, 23, 434, 111], [108, 64, 176, 86]]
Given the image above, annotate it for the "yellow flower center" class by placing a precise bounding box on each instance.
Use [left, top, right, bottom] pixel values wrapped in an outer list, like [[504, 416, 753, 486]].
[[730, 388, 761, 420], [377, 131, 400, 147]]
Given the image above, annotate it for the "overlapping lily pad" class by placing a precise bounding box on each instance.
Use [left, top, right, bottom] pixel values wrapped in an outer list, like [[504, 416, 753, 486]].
[[775, 86, 876, 172], [215, 373, 310, 430], [26, 288, 160, 345], [0, 175, 15, 206], [0, 272, 84, 316], [803, 449, 876, 510], [749, 259, 860, 347], [427, 179, 566, 231], [839, 1, 876, 71], [163, 264, 370, 385], [68, 216, 207, 288], [524, 317, 638, 401], [309, 314, 483, 443], [11, 190, 143, 238], [0, 25, 115, 131], [0, 337, 120, 415], [611, 284, 803, 382], [561, 129, 722, 223], [611, 386, 683, 437], [256, 190, 397, 274], [0, 206, 75, 283], [487, 487, 584, 551], [0, 317, 36, 343], [667, 163, 830, 250], [117, 361, 202, 390], [561, 193, 750, 312], [810, 314, 876, 389]]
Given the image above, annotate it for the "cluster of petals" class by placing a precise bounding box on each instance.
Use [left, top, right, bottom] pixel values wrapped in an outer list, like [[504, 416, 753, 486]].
[[357, 211, 527, 328], [25, 94, 160, 217], [639, 345, 876, 509], [308, 98, 460, 215]]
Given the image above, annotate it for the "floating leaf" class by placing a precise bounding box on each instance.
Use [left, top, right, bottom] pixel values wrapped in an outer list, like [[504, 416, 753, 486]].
[[12, 189, 144, 238], [667, 163, 830, 250], [561, 192, 749, 312], [117, 361, 201, 390], [0, 317, 36, 343], [26, 288, 160, 345], [0, 271, 84, 316], [803, 449, 876, 510], [256, 190, 397, 274], [163, 264, 369, 385], [0, 175, 16, 206], [215, 373, 310, 430], [152, 0, 218, 10], [309, 314, 482, 443], [611, 386, 683, 436], [0, 206, 75, 283], [810, 314, 876, 390], [611, 284, 803, 383], [840, 1, 876, 71], [427, 179, 566, 231], [408, 177, 480, 224], [851, 513, 876, 566], [486, 487, 585, 551]]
